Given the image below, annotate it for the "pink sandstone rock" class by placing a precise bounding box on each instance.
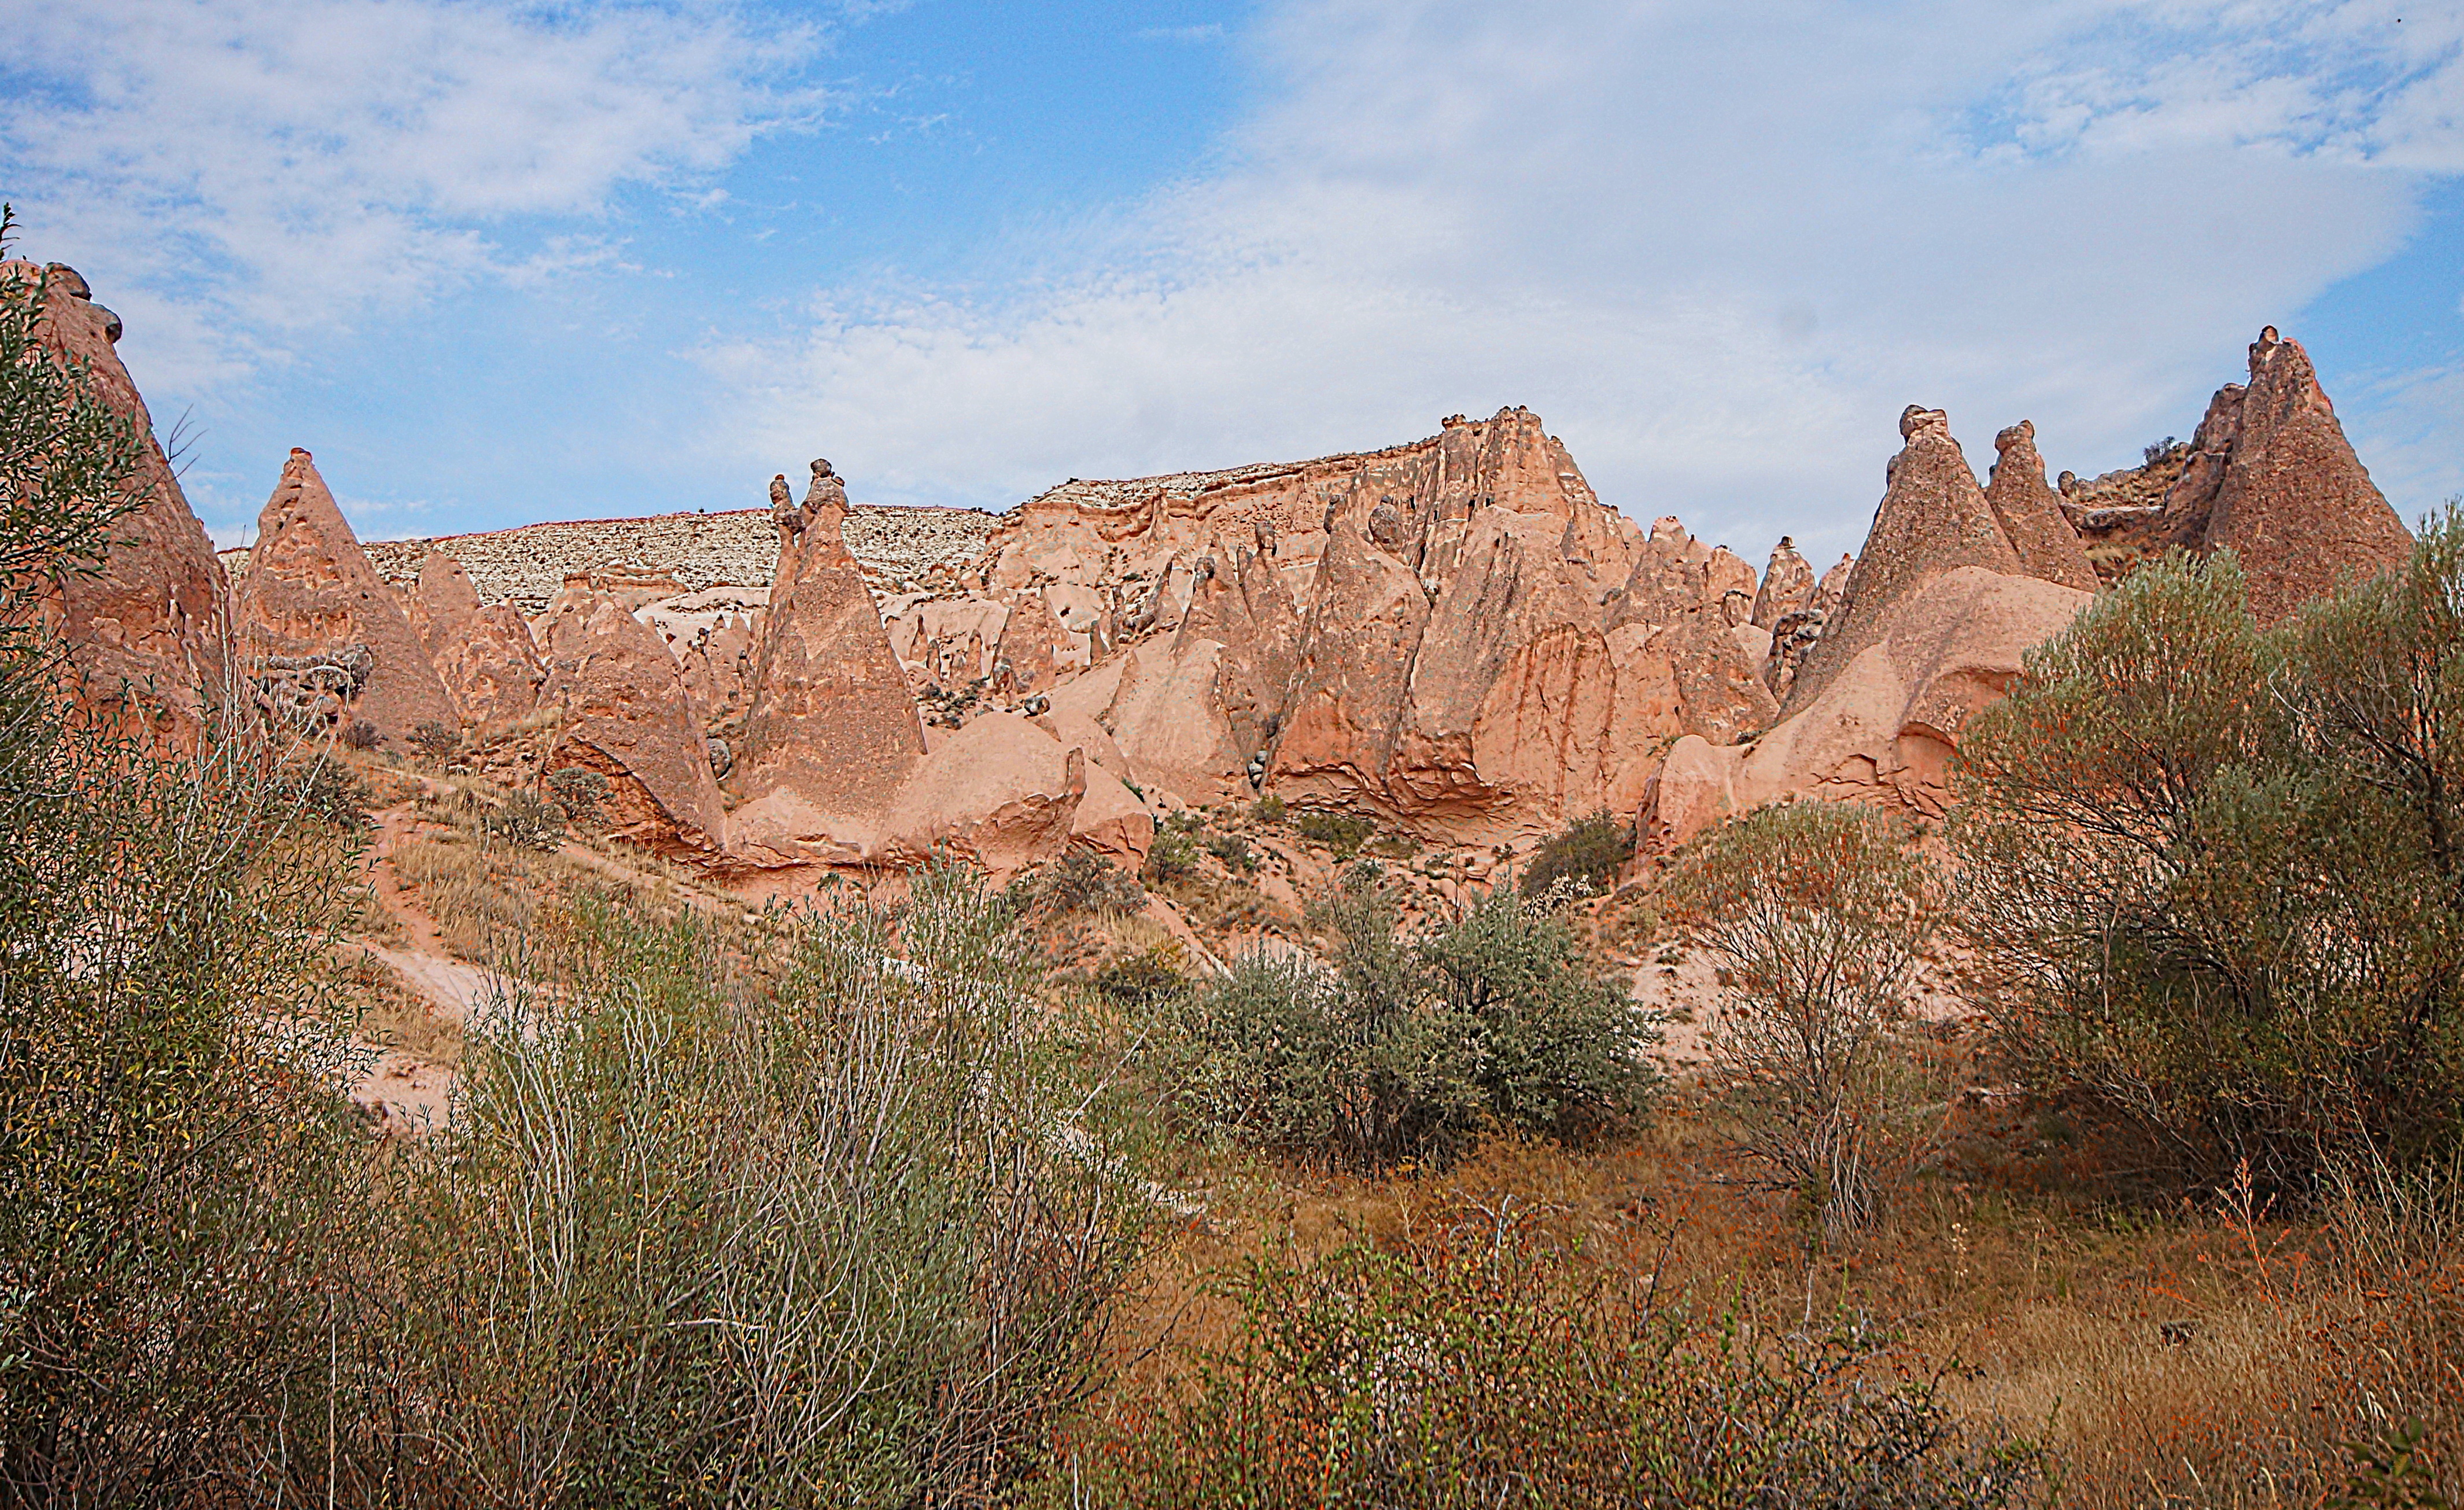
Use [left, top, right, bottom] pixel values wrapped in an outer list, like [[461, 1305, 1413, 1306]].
[[1647, 566, 2092, 845], [876, 712, 1128, 881], [1780, 408, 2025, 719], [732, 461, 928, 862], [534, 577, 728, 859], [232, 450, 458, 746], [10, 260, 230, 741], [1751, 537, 1814, 629], [2203, 327, 2413, 625], [1985, 421, 2099, 591], [408, 550, 542, 727]]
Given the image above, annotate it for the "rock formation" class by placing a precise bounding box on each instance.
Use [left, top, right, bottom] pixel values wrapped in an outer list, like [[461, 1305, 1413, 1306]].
[[232, 450, 458, 746], [1781, 408, 2027, 718], [2063, 330, 2411, 612], [11, 260, 230, 740], [1256, 410, 1758, 838], [1985, 421, 2099, 592], [535, 576, 728, 858], [875, 712, 1152, 879], [1751, 538, 1814, 629], [731, 460, 929, 864], [408, 550, 543, 727], [2201, 328, 2413, 624]]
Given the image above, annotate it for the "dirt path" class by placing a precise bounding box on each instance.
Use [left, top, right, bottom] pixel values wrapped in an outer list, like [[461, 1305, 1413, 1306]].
[[346, 805, 511, 1135]]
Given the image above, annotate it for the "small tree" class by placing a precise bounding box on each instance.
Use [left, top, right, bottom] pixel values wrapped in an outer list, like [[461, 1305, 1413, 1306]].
[[1519, 811, 1635, 899], [1665, 801, 1935, 1241]]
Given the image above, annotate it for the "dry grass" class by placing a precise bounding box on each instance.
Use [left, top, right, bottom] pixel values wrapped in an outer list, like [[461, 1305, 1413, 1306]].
[[1095, 1113, 2463, 1507], [392, 833, 538, 963], [337, 952, 463, 1069]]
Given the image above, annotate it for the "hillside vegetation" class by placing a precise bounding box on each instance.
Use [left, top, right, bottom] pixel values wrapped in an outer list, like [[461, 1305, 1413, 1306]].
[[3, 220, 2461, 1508]]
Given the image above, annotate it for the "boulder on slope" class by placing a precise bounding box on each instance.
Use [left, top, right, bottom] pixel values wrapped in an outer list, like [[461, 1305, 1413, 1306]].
[[876, 712, 1152, 880], [12, 260, 230, 741], [233, 450, 458, 746]]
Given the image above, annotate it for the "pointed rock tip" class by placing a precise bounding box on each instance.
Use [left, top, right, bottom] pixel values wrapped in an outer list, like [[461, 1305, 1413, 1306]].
[[1899, 405, 1952, 443], [1994, 419, 2037, 453]]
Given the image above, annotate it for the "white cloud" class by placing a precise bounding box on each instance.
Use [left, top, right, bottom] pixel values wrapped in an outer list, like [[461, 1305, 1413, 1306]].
[[718, 0, 2463, 556], [2, 0, 822, 389]]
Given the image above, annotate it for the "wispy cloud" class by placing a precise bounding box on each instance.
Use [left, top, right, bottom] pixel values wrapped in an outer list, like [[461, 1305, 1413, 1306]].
[[716, 0, 2464, 555], [1138, 24, 1227, 42], [1, 0, 825, 389]]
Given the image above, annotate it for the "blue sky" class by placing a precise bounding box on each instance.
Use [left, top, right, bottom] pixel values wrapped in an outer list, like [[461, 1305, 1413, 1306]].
[[5, 0, 2459, 564]]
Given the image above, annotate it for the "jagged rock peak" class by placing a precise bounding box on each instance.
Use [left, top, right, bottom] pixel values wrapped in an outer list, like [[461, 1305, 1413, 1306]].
[[234, 448, 457, 746], [732, 460, 929, 864], [2205, 326, 2412, 624], [10, 257, 228, 741], [537, 576, 729, 859], [1782, 406, 2021, 716], [410, 550, 543, 729], [1751, 536, 1814, 629], [1986, 420, 2100, 591]]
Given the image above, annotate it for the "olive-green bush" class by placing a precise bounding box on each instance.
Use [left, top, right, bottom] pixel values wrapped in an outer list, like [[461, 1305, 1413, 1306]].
[[1164, 866, 1657, 1172], [1954, 532, 2464, 1190], [1050, 1219, 2050, 1509]]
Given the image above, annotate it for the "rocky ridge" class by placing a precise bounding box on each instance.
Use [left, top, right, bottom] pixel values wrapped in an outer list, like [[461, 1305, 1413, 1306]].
[[38, 256, 2415, 886]]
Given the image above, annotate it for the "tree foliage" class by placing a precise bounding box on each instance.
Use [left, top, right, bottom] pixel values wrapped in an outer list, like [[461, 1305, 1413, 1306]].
[[1663, 802, 1941, 1240], [1952, 534, 2464, 1189]]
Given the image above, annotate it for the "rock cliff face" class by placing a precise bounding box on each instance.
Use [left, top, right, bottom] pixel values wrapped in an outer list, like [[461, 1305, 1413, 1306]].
[[12, 261, 230, 741], [932, 408, 1765, 842], [39, 259, 2425, 890], [1654, 404, 2103, 845], [408, 550, 543, 728], [233, 450, 459, 747], [535, 576, 729, 859]]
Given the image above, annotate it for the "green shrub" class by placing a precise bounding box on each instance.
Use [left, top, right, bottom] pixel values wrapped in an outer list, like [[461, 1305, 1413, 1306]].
[[1089, 942, 1194, 1014], [408, 719, 460, 761], [294, 750, 372, 829], [1052, 1220, 2050, 1509], [1520, 810, 1635, 898], [1294, 809, 1375, 857], [544, 764, 611, 828], [1145, 822, 1203, 885], [1252, 793, 1286, 824], [383, 867, 1154, 1504], [1663, 801, 1941, 1241], [1031, 849, 1149, 915], [0, 226, 374, 1502], [480, 789, 564, 851], [1203, 830, 1257, 875], [1953, 537, 2464, 1190], [1165, 866, 1657, 1172]]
